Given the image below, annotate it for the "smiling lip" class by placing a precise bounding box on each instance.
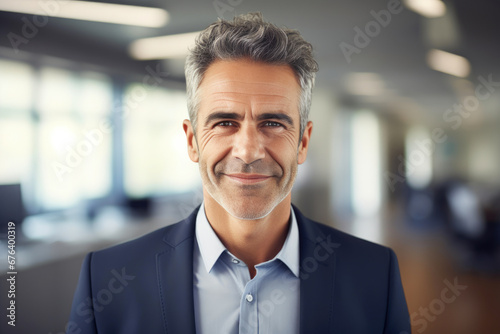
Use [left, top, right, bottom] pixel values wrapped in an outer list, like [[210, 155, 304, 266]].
[[225, 173, 272, 184]]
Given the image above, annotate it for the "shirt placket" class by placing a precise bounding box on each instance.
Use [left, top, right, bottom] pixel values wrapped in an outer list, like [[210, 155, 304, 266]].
[[221, 252, 262, 334], [239, 262, 274, 334], [239, 277, 259, 334]]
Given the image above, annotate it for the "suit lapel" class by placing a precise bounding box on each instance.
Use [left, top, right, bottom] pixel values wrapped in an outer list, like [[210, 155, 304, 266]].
[[157, 209, 198, 334], [295, 207, 337, 333]]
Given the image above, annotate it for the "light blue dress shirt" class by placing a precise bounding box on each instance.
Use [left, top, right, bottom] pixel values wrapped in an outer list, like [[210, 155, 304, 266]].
[[193, 204, 300, 334]]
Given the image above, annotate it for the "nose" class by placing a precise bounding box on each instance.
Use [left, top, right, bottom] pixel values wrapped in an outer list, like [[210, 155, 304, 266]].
[[231, 124, 265, 164]]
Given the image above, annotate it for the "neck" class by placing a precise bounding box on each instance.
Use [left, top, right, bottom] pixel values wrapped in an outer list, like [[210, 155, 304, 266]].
[[204, 193, 291, 278]]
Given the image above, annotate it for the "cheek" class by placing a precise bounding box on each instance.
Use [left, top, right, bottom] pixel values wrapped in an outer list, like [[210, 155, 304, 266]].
[[276, 131, 300, 152], [197, 130, 215, 152], [199, 134, 232, 166], [266, 137, 300, 168], [198, 128, 223, 151], [278, 128, 301, 149]]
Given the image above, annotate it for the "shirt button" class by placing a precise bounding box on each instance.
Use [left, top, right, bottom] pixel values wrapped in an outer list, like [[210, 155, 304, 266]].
[[245, 294, 254, 303], [232, 258, 240, 264]]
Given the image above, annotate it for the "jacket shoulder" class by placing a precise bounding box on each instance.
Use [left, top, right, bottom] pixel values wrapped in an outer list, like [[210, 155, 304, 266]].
[[89, 210, 197, 270]]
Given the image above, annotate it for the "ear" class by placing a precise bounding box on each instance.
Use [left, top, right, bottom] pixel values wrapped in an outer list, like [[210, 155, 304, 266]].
[[298, 121, 313, 165], [183, 119, 199, 163]]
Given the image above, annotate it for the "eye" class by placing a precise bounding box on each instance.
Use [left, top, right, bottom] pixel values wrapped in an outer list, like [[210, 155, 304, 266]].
[[216, 121, 235, 127], [263, 121, 284, 128]]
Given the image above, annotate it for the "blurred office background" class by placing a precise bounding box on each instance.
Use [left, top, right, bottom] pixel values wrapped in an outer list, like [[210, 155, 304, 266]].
[[0, 0, 499, 333]]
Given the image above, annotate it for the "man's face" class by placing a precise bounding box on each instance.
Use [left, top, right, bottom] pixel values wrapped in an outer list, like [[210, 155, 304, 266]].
[[183, 58, 312, 220]]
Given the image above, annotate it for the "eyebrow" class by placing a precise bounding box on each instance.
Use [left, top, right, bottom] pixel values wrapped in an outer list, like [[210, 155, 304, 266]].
[[204, 112, 294, 127], [204, 112, 243, 126], [257, 113, 294, 126]]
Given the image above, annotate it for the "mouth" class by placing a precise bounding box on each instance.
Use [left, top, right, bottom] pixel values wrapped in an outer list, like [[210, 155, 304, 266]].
[[224, 173, 272, 184]]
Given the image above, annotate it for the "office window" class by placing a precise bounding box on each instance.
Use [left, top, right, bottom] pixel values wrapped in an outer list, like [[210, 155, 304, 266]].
[[405, 126, 432, 189], [0, 61, 113, 211], [0, 117, 34, 185], [123, 84, 200, 198], [349, 111, 383, 243], [1, 57, 196, 217], [0, 60, 35, 187], [0, 59, 35, 110], [76, 72, 114, 198], [36, 68, 113, 209], [350, 110, 382, 216]]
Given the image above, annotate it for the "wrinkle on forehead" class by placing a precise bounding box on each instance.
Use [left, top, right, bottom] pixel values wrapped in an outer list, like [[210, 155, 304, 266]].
[[206, 93, 295, 110], [201, 79, 296, 94], [198, 59, 301, 98], [199, 82, 299, 107], [208, 91, 294, 101], [201, 95, 296, 119]]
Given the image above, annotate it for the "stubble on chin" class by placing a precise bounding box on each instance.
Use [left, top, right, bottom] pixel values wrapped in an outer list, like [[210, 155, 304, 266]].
[[200, 156, 296, 220]]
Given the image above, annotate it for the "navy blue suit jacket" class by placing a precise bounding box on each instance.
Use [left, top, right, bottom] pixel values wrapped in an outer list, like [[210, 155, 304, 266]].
[[68, 206, 410, 333]]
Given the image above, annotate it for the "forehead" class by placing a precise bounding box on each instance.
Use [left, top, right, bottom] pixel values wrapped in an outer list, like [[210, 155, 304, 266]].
[[197, 59, 301, 113]]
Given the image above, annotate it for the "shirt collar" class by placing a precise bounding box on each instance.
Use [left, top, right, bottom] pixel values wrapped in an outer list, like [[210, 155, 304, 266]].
[[195, 203, 227, 273], [195, 203, 300, 277], [274, 208, 300, 277]]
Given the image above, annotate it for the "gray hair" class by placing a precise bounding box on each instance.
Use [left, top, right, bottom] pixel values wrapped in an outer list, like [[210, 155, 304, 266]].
[[185, 12, 318, 139]]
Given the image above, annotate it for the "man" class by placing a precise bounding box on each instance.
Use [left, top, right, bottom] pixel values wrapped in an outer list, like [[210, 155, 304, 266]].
[[69, 12, 410, 334]]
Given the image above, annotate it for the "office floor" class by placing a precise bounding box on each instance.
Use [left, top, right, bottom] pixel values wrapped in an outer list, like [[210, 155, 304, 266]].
[[380, 207, 500, 334]]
